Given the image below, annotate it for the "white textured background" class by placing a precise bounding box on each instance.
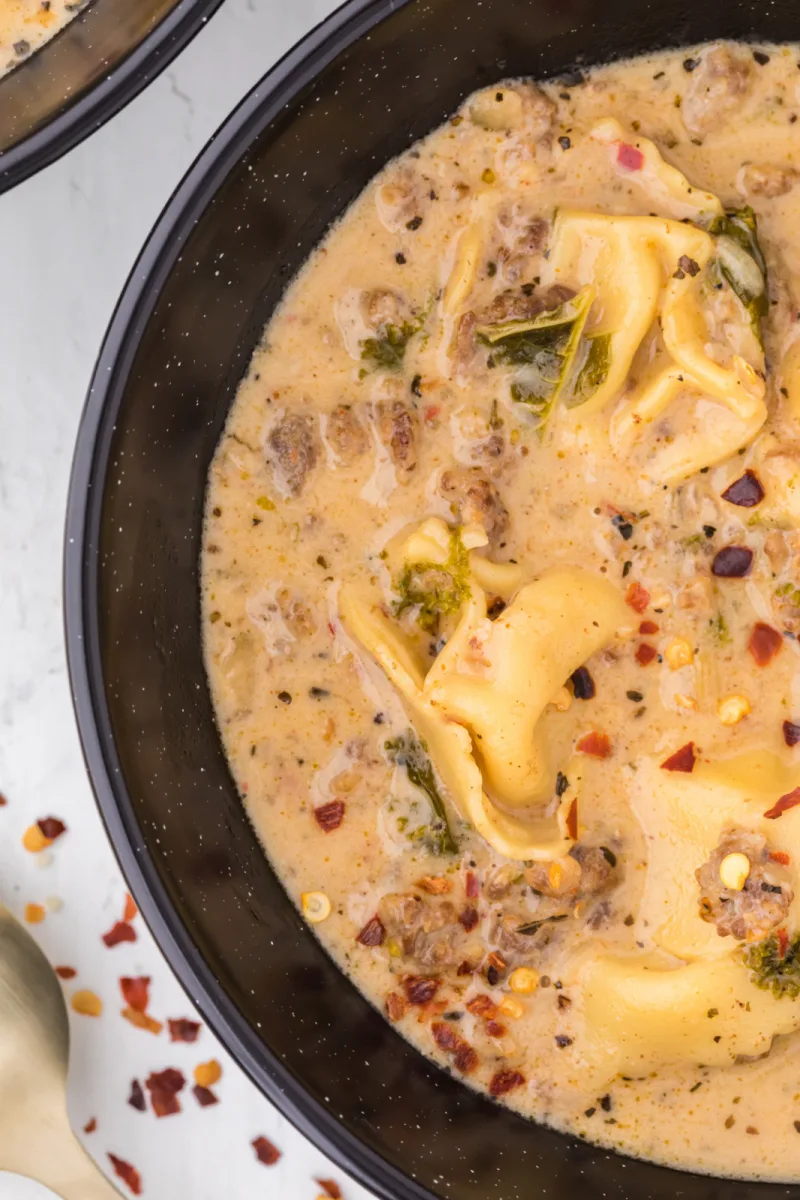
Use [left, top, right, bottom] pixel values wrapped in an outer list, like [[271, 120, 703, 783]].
[[0, 0, 377, 1195]]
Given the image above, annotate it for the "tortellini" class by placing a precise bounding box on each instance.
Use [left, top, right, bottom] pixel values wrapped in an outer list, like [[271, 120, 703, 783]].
[[339, 518, 629, 860], [572, 752, 800, 1083]]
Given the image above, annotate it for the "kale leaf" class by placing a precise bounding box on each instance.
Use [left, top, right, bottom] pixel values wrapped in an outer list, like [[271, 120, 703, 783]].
[[385, 731, 458, 855]]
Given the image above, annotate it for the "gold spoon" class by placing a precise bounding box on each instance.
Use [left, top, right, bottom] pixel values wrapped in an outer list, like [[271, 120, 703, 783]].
[[0, 904, 120, 1198]]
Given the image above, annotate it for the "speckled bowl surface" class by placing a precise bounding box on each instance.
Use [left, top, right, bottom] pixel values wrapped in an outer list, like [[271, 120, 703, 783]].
[[66, 1, 800, 1196], [0, 0, 223, 193]]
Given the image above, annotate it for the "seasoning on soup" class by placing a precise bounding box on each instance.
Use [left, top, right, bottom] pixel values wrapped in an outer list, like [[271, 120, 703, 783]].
[[202, 41, 800, 1182]]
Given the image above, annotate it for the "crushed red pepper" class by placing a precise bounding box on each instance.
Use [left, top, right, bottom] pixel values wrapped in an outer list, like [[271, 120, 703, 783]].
[[102, 921, 137, 949], [356, 915, 385, 946], [467, 994, 497, 1018], [83, 1118, 97, 1134], [783, 720, 800, 747], [108, 1154, 142, 1196], [145, 1068, 186, 1117], [465, 870, 479, 898], [748, 622, 783, 667], [489, 1068, 525, 1096], [567, 797, 579, 840], [120, 976, 150, 1013], [661, 742, 696, 772], [128, 1079, 146, 1112], [625, 581, 650, 613], [617, 142, 644, 170], [168, 1017, 201, 1043], [404, 975, 440, 1005], [639, 620, 659, 635], [55, 966, 77, 980], [123, 894, 138, 922], [458, 906, 479, 931], [576, 731, 611, 758], [764, 788, 800, 820], [193, 1085, 219, 1107], [431, 1020, 478, 1074], [252, 1135, 282, 1166], [313, 800, 345, 831], [385, 991, 407, 1021], [635, 643, 658, 666], [771, 850, 791, 866], [37, 817, 66, 841], [122, 1007, 163, 1035], [316, 1181, 343, 1200]]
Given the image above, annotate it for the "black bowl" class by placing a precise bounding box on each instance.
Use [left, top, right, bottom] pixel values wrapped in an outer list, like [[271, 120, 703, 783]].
[[0, 0, 223, 194], [65, 2, 799, 1197]]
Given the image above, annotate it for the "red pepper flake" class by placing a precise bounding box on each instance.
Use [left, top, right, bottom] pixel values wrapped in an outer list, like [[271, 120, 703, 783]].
[[485, 1019, 507, 1037], [783, 720, 800, 747], [576, 731, 611, 758], [168, 1017, 201, 1043], [456, 960, 475, 976], [458, 906, 479, 931], [385, 991, 408, 1022], [432, 1020, 460, 1052], [635, 642, 658, 666], [639, 620, 659, 635], [617, 142, 644, 171], [625, 581, 650, 613], [660, 742, 696, 773], [711, 545, 753, 578], [424, 404, 441, 423], [122, 1006, 163, 1035], [0, 794, 7, 807], [748, 622, 783, 667], [465, 869, 479, 898], [108, 1154, 142, 1196], [356, 915, 385, 947], [313, 800, 345, 832], [55, 966, 77, 980], [566, 797, 579, 840], [123, 893, 138, 922], [453, 1042, 479, 1074], [145, 1067, 186, 1118], [721, 470, 765, 508], [83, 1118, 97, 1134], [193, 1084, 219, 1108], [404, 975, 441, 1005], [36, 817, 66, 841], [764, 787, 800, 820], [128, 1079, 146, 1112], [102, 920, 137, 948], [315, 1181, 342, 1200], [120, 976, 150, 1013], [252, 1135, 282, 1166], [467, 994, 498, 1019], [489, 1068, 525, 1097], [778, 927, 790, 957], [770, 850, 791, 866]]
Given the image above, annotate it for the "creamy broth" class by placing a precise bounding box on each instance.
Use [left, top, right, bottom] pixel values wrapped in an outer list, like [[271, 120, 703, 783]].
[[202, 42, 800, 1181], [0, 0, 88, 77]]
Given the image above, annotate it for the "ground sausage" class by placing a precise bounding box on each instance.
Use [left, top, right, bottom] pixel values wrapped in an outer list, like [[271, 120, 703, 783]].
[[378, 400, 419, 478], [267, 413, 318, 496], [326, 404, 369, 464], [439, 467, 509, 541], [477, 283, 574, 325], [740, 162, 798, 199], [696, 828, 792, 940], [681, 44, 753, 138]]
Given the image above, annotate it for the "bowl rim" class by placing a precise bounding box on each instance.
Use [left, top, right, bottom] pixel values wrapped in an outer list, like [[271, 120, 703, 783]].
[[0, 0, 226, 195], [63, 1, 436, 1197]]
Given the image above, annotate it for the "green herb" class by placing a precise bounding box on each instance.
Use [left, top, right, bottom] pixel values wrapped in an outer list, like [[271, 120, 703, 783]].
[[709, 206, 768, 341], [476, 286, 607, 427], [746, 932, 800, 999], [393, 528, 470, 633], [360, 319, 419, 372], [710, 612, 732, 645], [385, 731, 458, 854], [516, 913, 569, 936]]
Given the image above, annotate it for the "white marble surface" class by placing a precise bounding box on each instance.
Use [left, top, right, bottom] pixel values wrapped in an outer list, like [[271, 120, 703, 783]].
[[0, 1, 377, 1196]]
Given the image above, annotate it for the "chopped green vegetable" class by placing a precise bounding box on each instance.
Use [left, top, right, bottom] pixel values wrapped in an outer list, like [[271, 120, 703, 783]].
[[393, 527, 470, 633], [361, 320, 419, 371], [516, 913, 569, 936], [709, 206, 768, 341], [710, 612, 732, 645], [385, 732, 458, 855], [477, 286, 607, 427], [746, 932, 800, 999]]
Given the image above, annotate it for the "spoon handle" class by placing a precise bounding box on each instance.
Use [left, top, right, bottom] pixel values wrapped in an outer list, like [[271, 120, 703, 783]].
[[22, 1127, 122, 1199]]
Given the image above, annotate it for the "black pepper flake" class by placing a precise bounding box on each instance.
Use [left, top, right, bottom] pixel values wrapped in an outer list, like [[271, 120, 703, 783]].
[[410, 374, 423, 397], [585, 1106, 596, 1117], [555, 771, 569, 797], [703, 524, 716, 539], [316, 555, 328, 568], [721, 469, 764, 509], [783, 720, 800, 747], [406, 215, 423, 231], [711, 545, 753, 578], [13, 39, 30, 55], [557, 994, 572, 1010], [521, 282, 536, 297], [570, 666, 595, 700], [600, 1094, 612, 1112], [309, 686, 330, 698], [753, 50, 770, 65], [673, 255, 700, 280], [624, 914, 635, 926], [611, 514, 634, 541], [555, 1034, 573, 1048], [794, 1121, 800, 1133], [558, 136, 571, 150], [495, 91, 504, 101], [601, 846, 617, 867], [626, 690, 644, 702], [690, 1081, 703, 1093], [707, 1007, 719, 1018], [487, 966, 499, 986], [683, 57, 699, 71], [277, 691, 292, 704], [653, 70, 665, 79], [487, 261, 497, 277], [713, 1035, 722, 1043], [622, 560, 633, 577], [761, 882, 783, 894], [212, 506, 221, 517], [395, 252, 407, 265], [373, 712, 386, 724]]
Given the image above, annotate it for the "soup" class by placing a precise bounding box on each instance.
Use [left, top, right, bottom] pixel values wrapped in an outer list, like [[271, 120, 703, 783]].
[[202, 41, 800, 1181], [1, 0, 87, 77]]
